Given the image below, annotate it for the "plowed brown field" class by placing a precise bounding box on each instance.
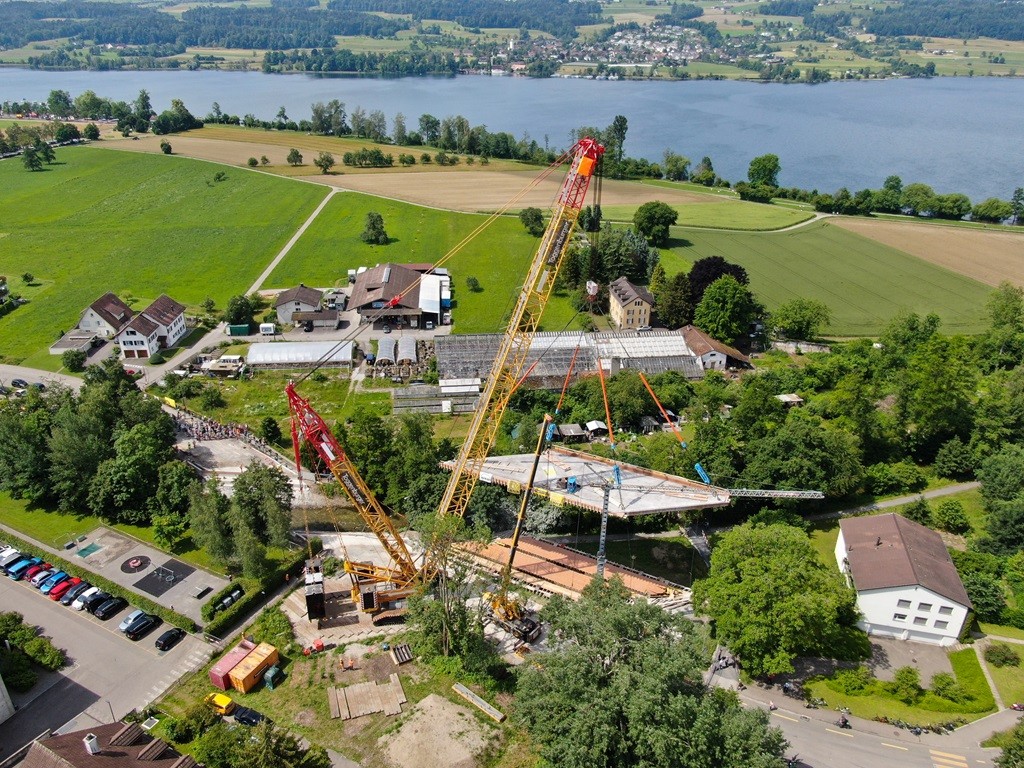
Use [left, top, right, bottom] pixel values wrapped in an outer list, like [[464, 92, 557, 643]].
[[832, 217, 1024, 287]]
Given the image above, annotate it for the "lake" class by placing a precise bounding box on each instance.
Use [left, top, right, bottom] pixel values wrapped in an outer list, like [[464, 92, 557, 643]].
[[2, 69, 1023, 200]]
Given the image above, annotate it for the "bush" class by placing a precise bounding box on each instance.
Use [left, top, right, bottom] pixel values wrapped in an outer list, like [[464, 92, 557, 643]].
[[865, 462, 927, 495], [934, 437, 974, 480], [83, 123, 100, 140], [199, 386, 226, 409], [166, 702, 219, 744], [901, 497, 932, 526], [930, 671, 968, 703], [984, 643, 1020, 668], [62, 348, 87, 372], [962, 572, 1007, 622], [160, 140, 172, 155], [247, 157, 258, 167], [250, 606, 294, 646], [828, 665, 874, 695], [934, 500, 971, 534], [23, 636, 66, 671], [889, 665, 922, 704], [0, 649, 38, 692]]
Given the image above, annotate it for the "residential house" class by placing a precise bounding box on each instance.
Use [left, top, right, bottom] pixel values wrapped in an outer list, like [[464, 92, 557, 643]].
[[679, 325, 751, 371], [349, 263, 423, 326], [78, 292, 133, 338], [19, 720, 197, 768], [274, 284, 324, 325], [608, 276, 654, 330], [835, 513, 972, 646], [115, 294, 186, 359]]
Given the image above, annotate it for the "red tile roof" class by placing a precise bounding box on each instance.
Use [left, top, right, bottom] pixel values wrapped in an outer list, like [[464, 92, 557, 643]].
[[679, 325, 750, 364]]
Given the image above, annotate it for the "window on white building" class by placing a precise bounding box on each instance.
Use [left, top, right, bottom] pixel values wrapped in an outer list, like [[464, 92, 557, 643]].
[[935, 620, 949, 630], [893, 613, 907, 621], [918, 603, 932, 612], [939, 606, 953, 615], [897, 599, 911, 608], [913, 617, 927, 626]]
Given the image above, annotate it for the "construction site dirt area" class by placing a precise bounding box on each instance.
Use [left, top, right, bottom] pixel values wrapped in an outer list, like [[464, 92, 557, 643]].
[[831, 217, 1024, 287], [381, 693, 497, 768]]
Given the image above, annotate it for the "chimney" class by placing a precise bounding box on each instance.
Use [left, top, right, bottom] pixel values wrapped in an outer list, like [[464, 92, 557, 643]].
[[84, 734, 101, 755], [876, 536, 882, 547]]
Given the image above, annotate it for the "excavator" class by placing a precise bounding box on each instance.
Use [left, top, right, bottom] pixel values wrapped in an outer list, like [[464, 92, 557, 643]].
[[288, 137, 606, 627]]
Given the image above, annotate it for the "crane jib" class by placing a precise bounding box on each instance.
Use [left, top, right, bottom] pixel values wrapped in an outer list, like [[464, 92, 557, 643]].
[[545, 220, 573, 266]]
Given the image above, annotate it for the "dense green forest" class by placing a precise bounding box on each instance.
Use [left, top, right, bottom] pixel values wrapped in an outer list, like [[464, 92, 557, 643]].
[[866, 0, 1024, 41], [325, 0, 602, 39]]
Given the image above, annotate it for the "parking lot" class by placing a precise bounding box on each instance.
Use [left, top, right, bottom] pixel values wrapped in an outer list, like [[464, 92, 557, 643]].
[[0, 573, 212, 758]]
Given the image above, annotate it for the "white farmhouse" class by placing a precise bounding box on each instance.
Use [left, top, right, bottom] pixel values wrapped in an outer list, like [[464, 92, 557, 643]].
[[115, 294, 187, 360], [78, 292, 134, 338], [836, 513, 971, 646], [679, 324, 750, 371], [275, 284, 324, 324]]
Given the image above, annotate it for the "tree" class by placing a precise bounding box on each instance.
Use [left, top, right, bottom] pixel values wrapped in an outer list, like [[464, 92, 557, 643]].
[[934, 437, 974, 480], [662, 150, 691, 181], [901, 182, 936, 215], [648, 261, 667, 298], [83, 123, 100, 140], [160, 140, 172, 155], [153, 460, 198, 519], [961, 571, 1006, 621], [259, 416, 282, 444], [995, 719, 1024, 768], [260, 156, 269, 166], [392, 112, 408, 145], [516, 578, 788, 768], [286, 148, 303, 166], [898, 336, 976, 458], [223, 294, 255, 326], [22, 146, 42, 172], [633, 200, 679, 246], [891, 666, 922, 704], [518, 207, 545, 237], [418, 113, 441, 145], [688, 256, 749, 308], [900, 497, 932, 526], [691, 155, 716, 186], [465, 276, 481, 292], [771, 298, 831, 340], [232, 462, 293, 549], [1012, 187, 1024, 225], [61, 348, 86, 372], [694, 275, 758, 345], [973, 198, 1013, 223], [748, 153, 781, 187], [88, 421, 174, 524], [656, 271, 693, 329], [247, 157, 258, 167], [313, 151, 335, 174], [694, 523, 859, 677], [609, 113, 628, 166], [933, 499, 971, 534], [981, 497, 1024, 557], [360, 211, 389, 245], [189, 479, 234, 562]]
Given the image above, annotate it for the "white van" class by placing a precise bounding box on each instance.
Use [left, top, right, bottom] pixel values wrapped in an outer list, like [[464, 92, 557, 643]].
[[259, 323, 276, 336]]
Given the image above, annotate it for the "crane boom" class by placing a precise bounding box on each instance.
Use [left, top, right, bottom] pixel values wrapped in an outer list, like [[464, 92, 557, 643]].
[[286, 383, 419, 589], [437, 137, 605, 522], [720, 487, 825, 500]]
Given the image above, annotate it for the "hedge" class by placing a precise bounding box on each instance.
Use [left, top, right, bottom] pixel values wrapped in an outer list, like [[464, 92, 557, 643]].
[[2, 532, 197, 632], [201, 540, 320, 639]]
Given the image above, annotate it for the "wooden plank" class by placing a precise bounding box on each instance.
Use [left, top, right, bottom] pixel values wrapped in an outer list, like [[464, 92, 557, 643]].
[[452, 683, 506, 723], [337, 687, 351, 721], [380, 683, 402, 716], [327, 687, 340, 719], [390, 673, 408, 704]]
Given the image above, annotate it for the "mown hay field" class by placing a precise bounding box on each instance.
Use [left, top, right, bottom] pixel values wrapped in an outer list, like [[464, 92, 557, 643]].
[[659, 220, 994, 336], [0, 146, 326, 362]]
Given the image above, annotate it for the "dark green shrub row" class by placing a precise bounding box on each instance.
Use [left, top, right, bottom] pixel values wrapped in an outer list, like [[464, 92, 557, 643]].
[[201, 541, 320, 638], [2, 532, 197, 631], [201, 578, 260, 622]]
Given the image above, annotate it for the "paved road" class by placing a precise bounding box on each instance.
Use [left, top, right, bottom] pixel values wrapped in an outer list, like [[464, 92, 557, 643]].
[[0, 575, 212, 758], [0, 364, 83, 392]]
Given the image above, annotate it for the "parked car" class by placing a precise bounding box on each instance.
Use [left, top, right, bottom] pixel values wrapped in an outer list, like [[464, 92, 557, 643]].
[[30, 568, 57, 588], [28, 382, 45, 391], [82, 590, 112, 614], [39, 571, 70, 595], [119, 609, 146, 633], [6, 556, 38, 579], [60, 580, 91, 605], [0, 547, 22, 568], [23, 562, 52, 582], [125, 614, 160, 641], [11, 378, 28, 388], [204, 692, 236, 716], [155, 627, 186, 651], [93, 596, 128, 620], [50, 576, 82, 601], [0, 385, 9, 396], [233, 706, 269, 727], [72, 586, 101, 610]]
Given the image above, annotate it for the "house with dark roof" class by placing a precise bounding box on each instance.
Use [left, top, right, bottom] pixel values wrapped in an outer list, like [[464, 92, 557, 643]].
[[836, 513, 972, 646], [19, 720, 197, 768], [608, 276, 654, 331], [349, 264, 423, 325], [115, 295, 187, 359], [79, 293, 134, 338], [274, 284, 324, 324], [679, 325, 751, 371]]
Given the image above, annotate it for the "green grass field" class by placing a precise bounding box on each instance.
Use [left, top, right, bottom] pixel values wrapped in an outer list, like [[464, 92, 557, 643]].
[[658, 221, 992, 336], [0, 147, 327, 362], [601, 200, 814, 231], [265, 191, 587, 335]]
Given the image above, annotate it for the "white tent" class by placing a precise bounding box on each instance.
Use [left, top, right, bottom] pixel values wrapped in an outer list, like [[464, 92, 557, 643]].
[[246, 341, 353, 367]]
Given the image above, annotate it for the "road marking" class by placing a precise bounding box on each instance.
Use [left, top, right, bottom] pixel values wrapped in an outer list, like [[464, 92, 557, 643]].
[[931, 756, 969, 768], [881, 743, 909, 751], [825, 728, 855, 738], [931, 752, 968, 761], [772, 712, 798, 722]]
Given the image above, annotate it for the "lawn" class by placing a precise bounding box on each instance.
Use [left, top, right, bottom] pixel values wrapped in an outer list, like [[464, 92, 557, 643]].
[[984, 652, 1024, 706], [0, 492, 223, 573], [599, 200, 814, 231], [265, 191, 585, 335], [657, 220, 992, 336], [0, 146, 328, 363]]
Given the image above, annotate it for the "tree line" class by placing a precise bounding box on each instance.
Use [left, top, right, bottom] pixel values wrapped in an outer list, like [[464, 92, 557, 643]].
[[865, 0, 1024, 42]]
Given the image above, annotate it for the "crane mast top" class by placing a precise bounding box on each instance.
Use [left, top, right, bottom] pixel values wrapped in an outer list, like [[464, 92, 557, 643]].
[[437, 137, 605, 523]]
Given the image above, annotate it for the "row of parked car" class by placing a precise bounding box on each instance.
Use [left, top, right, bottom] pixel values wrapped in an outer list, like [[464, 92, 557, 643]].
[[0, 544, 187, 650]]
